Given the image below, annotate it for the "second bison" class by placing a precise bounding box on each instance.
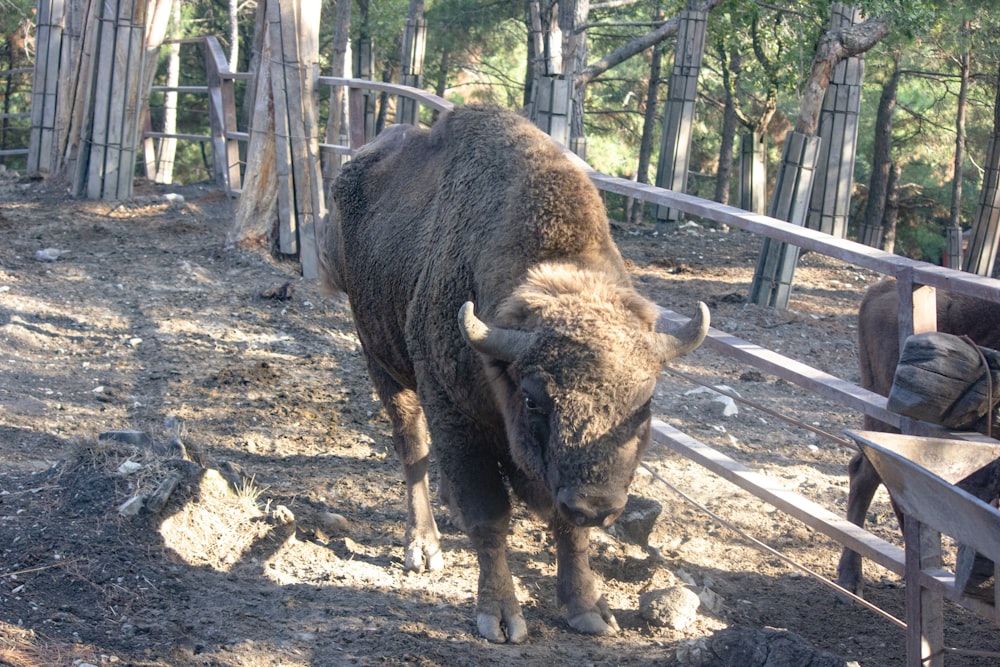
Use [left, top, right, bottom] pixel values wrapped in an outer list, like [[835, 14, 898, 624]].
[[837, 277, 1000, 596], [321, 106, 709, 643]]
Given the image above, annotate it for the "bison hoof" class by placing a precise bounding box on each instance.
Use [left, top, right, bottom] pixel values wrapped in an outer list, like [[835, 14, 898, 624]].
[[477, 611, 528, 644], [567, 610, 620, 635], [404, 544, 444, 573]]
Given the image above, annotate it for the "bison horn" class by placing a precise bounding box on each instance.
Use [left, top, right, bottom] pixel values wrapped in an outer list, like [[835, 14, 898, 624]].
[[459, 302, 536, 362], [653, 301, 710, 364]]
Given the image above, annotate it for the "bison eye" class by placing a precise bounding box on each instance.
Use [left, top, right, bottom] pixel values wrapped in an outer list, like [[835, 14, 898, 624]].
[[525, 395, 541, 412]]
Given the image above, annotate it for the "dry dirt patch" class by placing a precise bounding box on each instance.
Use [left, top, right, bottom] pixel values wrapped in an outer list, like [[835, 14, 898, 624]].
[[0, 176, 997, 666]]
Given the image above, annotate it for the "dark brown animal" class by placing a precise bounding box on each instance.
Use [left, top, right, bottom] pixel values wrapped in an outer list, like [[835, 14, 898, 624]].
[[836, 277, 1000, 596], [321, 106, 709, 643]]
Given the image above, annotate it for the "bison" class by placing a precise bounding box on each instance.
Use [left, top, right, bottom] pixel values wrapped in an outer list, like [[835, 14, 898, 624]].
[[320, 105, 709, 643], [836, 277, 1000, 597]]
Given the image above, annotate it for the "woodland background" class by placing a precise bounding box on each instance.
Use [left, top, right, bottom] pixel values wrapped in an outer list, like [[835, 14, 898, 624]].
[[0, 0, 998, 265]]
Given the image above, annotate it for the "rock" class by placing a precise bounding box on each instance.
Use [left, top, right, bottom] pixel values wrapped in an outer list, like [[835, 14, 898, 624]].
[[118, 495, 145, 516], [318, 511, 350, 534], [675, 625, 856, 666], [35, 248, 66, 262], [272, 505, 295, 525], [685, 385, 740, 418], [610, 495, 662, 546], [639, 586, 700, 630], [117, 460, 143, 475], [698, 586, 725, 615]]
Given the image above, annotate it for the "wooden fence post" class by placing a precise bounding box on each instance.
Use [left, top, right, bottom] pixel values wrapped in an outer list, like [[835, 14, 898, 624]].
[[963, 66, 1000, 276], [398, 17, 426, 125], [532, 75, 571, 147], [352, 37, 376, 143], [654, 8, 707, 226], [748, 132, 821, 307], [805, 3, 864, 239], [230, 0, 324, 278], [739, 131, 766, 215], [27, 0, 63, 175]]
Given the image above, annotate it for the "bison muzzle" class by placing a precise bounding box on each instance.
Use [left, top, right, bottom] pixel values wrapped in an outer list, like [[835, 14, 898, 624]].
[[321, 105, 709, 643]]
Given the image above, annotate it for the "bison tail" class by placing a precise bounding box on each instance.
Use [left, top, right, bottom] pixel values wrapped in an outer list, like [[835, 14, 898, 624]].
[[317, 209, 346, 297]]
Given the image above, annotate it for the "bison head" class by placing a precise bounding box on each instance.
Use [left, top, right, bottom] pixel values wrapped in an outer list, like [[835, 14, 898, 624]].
[[459, 265, 709, 528]]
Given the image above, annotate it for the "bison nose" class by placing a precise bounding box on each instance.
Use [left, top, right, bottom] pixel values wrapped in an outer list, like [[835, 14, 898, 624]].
[[556, 487, 627, 528]]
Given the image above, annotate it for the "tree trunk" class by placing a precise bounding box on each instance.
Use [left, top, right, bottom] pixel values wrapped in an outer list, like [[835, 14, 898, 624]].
[[398, 0, 426, 124], [560, 0, 589, 154], [715, 46, 738, 206], [154, 0, 181, 184], [964, 63, 1000, 276], [859, 51, 901, 249], [947, 37, 970, 269], [805, 3, 865, 238], [323, 0, 351, 186], [654, 4, 708, 224], [750, 13, 889, 307], [228, 0, 239, 70], [883, 161, 900, 253], [793, 16, 889, 136], [631, 30, 662, 225]]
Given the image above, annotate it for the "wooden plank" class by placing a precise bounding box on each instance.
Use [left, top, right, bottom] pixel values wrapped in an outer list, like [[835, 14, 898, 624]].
[[68, 0, 101, 194], [319, 76, 453, 114], [116, 0, 148, 199], [905, 519, 945, 667], [102, 0, 134, 199], [573, 165, 1000, 304], [86, 0, 119, 199], [265, 0, 295, 255], [851, 431, 1000, 563], [650, 420, 907, 576], [293, 0, 324, 279], [205, 36, 242, 193], [654, 421, 998, 620]]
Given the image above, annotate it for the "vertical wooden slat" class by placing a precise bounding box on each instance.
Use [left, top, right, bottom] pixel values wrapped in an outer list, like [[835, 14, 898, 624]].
[[904, 519, 945, 667], [85, 0, 118, 198], [748, 131, 821, 307], [654, 9, 707, 225], [266, 0, 295, 254], [290, 0, 324, 279], [805, 4, 864, 239]]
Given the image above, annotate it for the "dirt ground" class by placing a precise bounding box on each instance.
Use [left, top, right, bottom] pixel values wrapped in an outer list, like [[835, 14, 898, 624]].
[[0, 171, 997, 667]]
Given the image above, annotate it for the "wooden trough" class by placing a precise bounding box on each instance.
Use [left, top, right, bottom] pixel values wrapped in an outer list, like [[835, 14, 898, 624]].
[[846, 430, 1000, 667]]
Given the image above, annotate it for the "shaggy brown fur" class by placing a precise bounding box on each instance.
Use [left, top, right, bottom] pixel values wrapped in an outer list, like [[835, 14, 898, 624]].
[[837, 277, 1000, 596], [321, 106, 708, 643]]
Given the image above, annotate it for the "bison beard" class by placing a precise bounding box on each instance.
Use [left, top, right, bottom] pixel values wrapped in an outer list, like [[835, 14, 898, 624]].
[[321, 105, 709, 643], [837, 277, 1000, 598]]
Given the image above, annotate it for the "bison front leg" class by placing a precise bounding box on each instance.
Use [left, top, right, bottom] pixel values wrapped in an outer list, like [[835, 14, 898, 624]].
[[469, 521, 528, 644], [836, 451, 884, 597], [552, 517, 620, 635], [437, 432, 527, 644]]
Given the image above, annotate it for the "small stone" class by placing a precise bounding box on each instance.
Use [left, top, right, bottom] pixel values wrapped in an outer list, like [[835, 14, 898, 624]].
[[35, 248, 65, 262], [610, 495, 662, 545], [272, 505, 295, 525], [319, 511, 350, 534], [118, 495, 145, 516], [117, 461, 143, 475], [639, 586, 700, 630]]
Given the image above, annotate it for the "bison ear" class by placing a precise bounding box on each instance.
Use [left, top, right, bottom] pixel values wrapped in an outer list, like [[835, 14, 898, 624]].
[[652, 301, 709, 365], [458, 302, 536, 362]]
